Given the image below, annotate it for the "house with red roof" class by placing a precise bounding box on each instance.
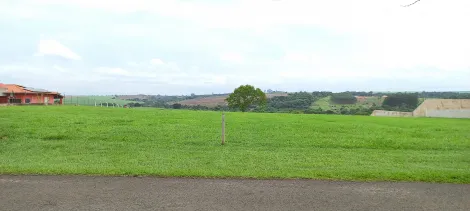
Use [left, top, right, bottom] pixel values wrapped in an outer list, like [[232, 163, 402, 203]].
[[0, 83, 64, 105]]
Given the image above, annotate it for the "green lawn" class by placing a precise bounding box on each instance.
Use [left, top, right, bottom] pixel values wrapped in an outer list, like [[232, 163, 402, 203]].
[[1, 106, 469, 183]]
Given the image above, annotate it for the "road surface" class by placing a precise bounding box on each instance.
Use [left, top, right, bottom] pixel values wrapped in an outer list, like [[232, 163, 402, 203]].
[[1, 175, 469, 211]]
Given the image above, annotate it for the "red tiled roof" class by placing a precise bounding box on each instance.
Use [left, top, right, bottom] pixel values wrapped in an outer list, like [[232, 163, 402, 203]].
[[0, 84, 59, 95], [1, 84, 32, 93]]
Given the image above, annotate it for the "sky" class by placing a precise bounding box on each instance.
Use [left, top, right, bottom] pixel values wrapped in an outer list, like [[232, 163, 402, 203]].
[[0, 0, 469, 95]]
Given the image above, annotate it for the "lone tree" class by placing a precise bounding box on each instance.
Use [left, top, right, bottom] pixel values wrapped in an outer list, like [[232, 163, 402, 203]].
[[226, 85, 267, 112]]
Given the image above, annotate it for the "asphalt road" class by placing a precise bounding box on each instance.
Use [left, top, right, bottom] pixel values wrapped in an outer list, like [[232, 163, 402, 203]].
[[1, 175, 469, 211]]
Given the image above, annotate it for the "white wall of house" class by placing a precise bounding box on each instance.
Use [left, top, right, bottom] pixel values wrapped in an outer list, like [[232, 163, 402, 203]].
[[425, 109, 470, 118]]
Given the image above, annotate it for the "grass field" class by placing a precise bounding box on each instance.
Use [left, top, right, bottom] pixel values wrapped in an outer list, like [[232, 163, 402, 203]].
[[63, 96, 135, 106], [1, 106, 469, 183]]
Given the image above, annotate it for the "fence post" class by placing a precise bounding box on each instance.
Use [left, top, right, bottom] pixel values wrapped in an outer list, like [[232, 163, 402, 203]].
[[221, 112, 225, 145]]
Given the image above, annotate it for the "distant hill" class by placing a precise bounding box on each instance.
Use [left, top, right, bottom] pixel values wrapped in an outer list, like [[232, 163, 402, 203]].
[[63, 95, 136, 106], [311, 96, 385, 112], [116, 94, 152, 100], [178, 93, 288, 107]]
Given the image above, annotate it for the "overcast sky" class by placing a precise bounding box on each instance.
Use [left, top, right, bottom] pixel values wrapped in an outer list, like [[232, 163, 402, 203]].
[[0, 0, 469, 95]]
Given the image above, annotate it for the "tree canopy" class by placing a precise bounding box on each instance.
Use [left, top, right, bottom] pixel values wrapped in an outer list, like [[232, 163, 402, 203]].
[[330, 93, 357, 104], [382, 93, 418, 109], [267, 92, 314, 111], [226, 85, 267, 112]]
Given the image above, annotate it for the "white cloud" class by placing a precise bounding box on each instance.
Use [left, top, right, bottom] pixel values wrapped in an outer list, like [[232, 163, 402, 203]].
[[282, 52, 326, 65], [95, 67, 132, 76], [150, 58, 164, 65], [28, 0, 381, 31], [1, 0, 469, 93], [111, 23, 151, 36], [33, 0, 161, 13], [52, 65, 68, 73], [128, 59, 180, 73], [30, 0, 470, 70], [0, 64, 42, 73], [0, 2, 43, 18], [94, 62, 228, 87], [36, 39, 82, 60], [219, 52, 244, 64]]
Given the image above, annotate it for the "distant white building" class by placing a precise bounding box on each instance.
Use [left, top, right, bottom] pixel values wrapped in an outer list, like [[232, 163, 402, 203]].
[[413, 99, 470, 118], [372, 99, 470, 119]]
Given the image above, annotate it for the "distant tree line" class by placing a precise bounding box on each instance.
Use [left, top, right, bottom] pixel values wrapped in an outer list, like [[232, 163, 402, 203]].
[[322, 91, 470, 99], [123, 93, 230, 102], [124, 90, 469, 116], [266, 92, 314, 112], [418, 92, 470, 99], [381, 93, 419, 112]]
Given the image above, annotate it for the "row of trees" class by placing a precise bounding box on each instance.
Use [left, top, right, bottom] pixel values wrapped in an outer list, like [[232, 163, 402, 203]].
[[418, 92, 470, 99], [122, 91, 470, 104], [225, 86, 426, 114], [126, 85, 467, 115], [267, 92, 315, 111], [381, 93, 419, 112]]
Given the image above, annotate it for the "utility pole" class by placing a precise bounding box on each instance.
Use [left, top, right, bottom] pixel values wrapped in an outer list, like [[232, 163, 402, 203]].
[[221, 112, 225, 145]]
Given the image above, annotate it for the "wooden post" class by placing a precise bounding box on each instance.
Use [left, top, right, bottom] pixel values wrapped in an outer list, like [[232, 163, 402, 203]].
[[221, 112, 225, 145]]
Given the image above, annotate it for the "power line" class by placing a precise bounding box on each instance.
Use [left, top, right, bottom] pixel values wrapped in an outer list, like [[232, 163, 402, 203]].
[[402, 0, 421, 7]]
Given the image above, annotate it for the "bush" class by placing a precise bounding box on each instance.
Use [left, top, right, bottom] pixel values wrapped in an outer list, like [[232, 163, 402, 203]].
[[382, 93, 418, 108], [172, 103, 182, 109]]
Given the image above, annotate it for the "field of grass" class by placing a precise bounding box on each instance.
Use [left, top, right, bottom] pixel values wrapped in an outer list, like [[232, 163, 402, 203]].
[[63, 95, 135, 106], [1, 106, 469, 183]]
